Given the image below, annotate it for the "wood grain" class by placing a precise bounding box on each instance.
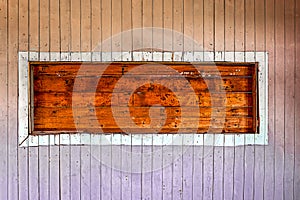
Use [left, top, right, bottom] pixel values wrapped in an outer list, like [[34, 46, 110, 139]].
[[32, 62, 257, 134]]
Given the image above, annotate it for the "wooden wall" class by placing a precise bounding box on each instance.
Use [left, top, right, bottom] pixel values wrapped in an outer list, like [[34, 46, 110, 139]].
[[0, 0, 299, 199]]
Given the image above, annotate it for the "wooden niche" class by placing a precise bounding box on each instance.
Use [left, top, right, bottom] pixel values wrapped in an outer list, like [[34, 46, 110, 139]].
[[30, 62, 259, 135]]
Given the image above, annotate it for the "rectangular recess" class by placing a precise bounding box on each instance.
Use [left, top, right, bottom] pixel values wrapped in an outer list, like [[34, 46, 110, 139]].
[[29, 61, 258, 135]]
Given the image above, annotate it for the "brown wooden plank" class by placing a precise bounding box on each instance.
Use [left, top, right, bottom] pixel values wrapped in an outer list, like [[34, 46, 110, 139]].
[[34, 115, 253, 133], [32, 63, 255, 77], [33, 75, 253, 93], [34, 107, 253, 118], [34, 91, 253, 107]]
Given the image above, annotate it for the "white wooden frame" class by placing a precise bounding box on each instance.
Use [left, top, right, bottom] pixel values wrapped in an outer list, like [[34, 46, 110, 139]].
[[18, 51, 268, 147]]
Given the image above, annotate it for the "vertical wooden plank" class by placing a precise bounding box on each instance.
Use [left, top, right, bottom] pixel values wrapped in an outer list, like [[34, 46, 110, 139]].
[[121, 145, 132, 200], [295, 0, 300, 198], [100, 0, 112, 198], [182, 1, 194, 198], [91, 0, 101, 52], [38, 1, 50, 199], [50, 0, 60, 52], [172, 1, 183, 200], [173, 0, 183, 52], [203, 0, 213, 51], [151, 2, 163, 200], [80, 0, 90, 52], [80, 1, 91, 199], [60, 0, 70, 52], [163, 0, 172, 51], [101, 142, 112, 200], [131, 0, 142, 50], [59, 0, 71, 199], [49, 0, 60, 199], [90, 143, 101, 199], [28, 0, 39, 199], [121, 1, 132, 199], [131, 145, 142, 200], [233, 1, 245, 199], [90, 2, 101, 198], [274, 0, 285, 199], [223, 0, 235, 191], [283, 0, 296, 199], [152, 143, 163, 200], [213, 1, 224, 199], [39, 0, 49, 53], [162, 147, 173, 200], [121, 0, 131, 52], [19, 0, 29, 51], [131, 1, 142, 199], [7, 0, 19, 198], [70, 1, 81, 199], [264, 0, 275, 199], [71, 0, 80, 52], [193, 0, 203, 51], [18, 0, 29, 198], [192, 146, 203, 200], [152, 0, 163, 51], [80, 136, 91, 200], [193, 1, 204, 199], [111, 1, 122, 199], [0, 0, 8, 198], [253, 0, 266, 199], [203, 0, 214, 199], [70, 145, 80, 200], [243, 1, 255, 199], [142, 0, 152, 49]]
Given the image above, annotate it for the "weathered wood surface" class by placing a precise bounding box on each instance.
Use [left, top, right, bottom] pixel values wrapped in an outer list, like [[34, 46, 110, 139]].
[[32, 62, 257, 133], [0, 0, 298, 199]]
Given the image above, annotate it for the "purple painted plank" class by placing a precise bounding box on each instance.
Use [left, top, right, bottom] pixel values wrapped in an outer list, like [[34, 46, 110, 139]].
[[274, 0, 285, 199], [121, 146, 132, 200], [29, 147, 39, 200], [0, 0, 8, 198], [70, 146, 80, 200], [60, 145, 71, 200], [152, 146, 163, 200], [50, 146, 60, 200], [253, 146, 265, 200], [162, 145, 173, 200], [131, 146, 142, 199], [101, 145, 112, 200], [7, 0, 19, 197], [283, 1, 296, 199], [203, 146, 213, 200], [142, 145, 152, 200], [233, 146, 245, 200], [243, 146, 254, 200], [182, 146, 193, 200], [223, 147, 234, 200], [172, 145, 183, 200], [295, 1, 300, 198], [19, 147, 29, 200], [38, 142, 49, 200], [264, 0, 275, 197], [90, 144, 101, 199], [111, 145, 122, 200], [192, 146, 204, 200], [212, 146, 223, 200], [81, 145, 92, 200]]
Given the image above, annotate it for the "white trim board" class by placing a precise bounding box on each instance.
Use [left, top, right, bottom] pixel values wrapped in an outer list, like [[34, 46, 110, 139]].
[[18, 51, 268, 147]]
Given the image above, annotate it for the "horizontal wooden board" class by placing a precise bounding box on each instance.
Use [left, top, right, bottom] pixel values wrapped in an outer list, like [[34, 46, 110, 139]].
[[31, 62, 258, 134], [33, 92, 253, 107]]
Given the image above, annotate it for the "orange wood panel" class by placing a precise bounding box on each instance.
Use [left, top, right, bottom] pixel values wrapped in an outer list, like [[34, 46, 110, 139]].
[[31, 62, 257, 134]]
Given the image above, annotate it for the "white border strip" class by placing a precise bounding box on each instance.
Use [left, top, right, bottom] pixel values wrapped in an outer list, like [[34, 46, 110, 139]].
[[18, 51, 268, 147]]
